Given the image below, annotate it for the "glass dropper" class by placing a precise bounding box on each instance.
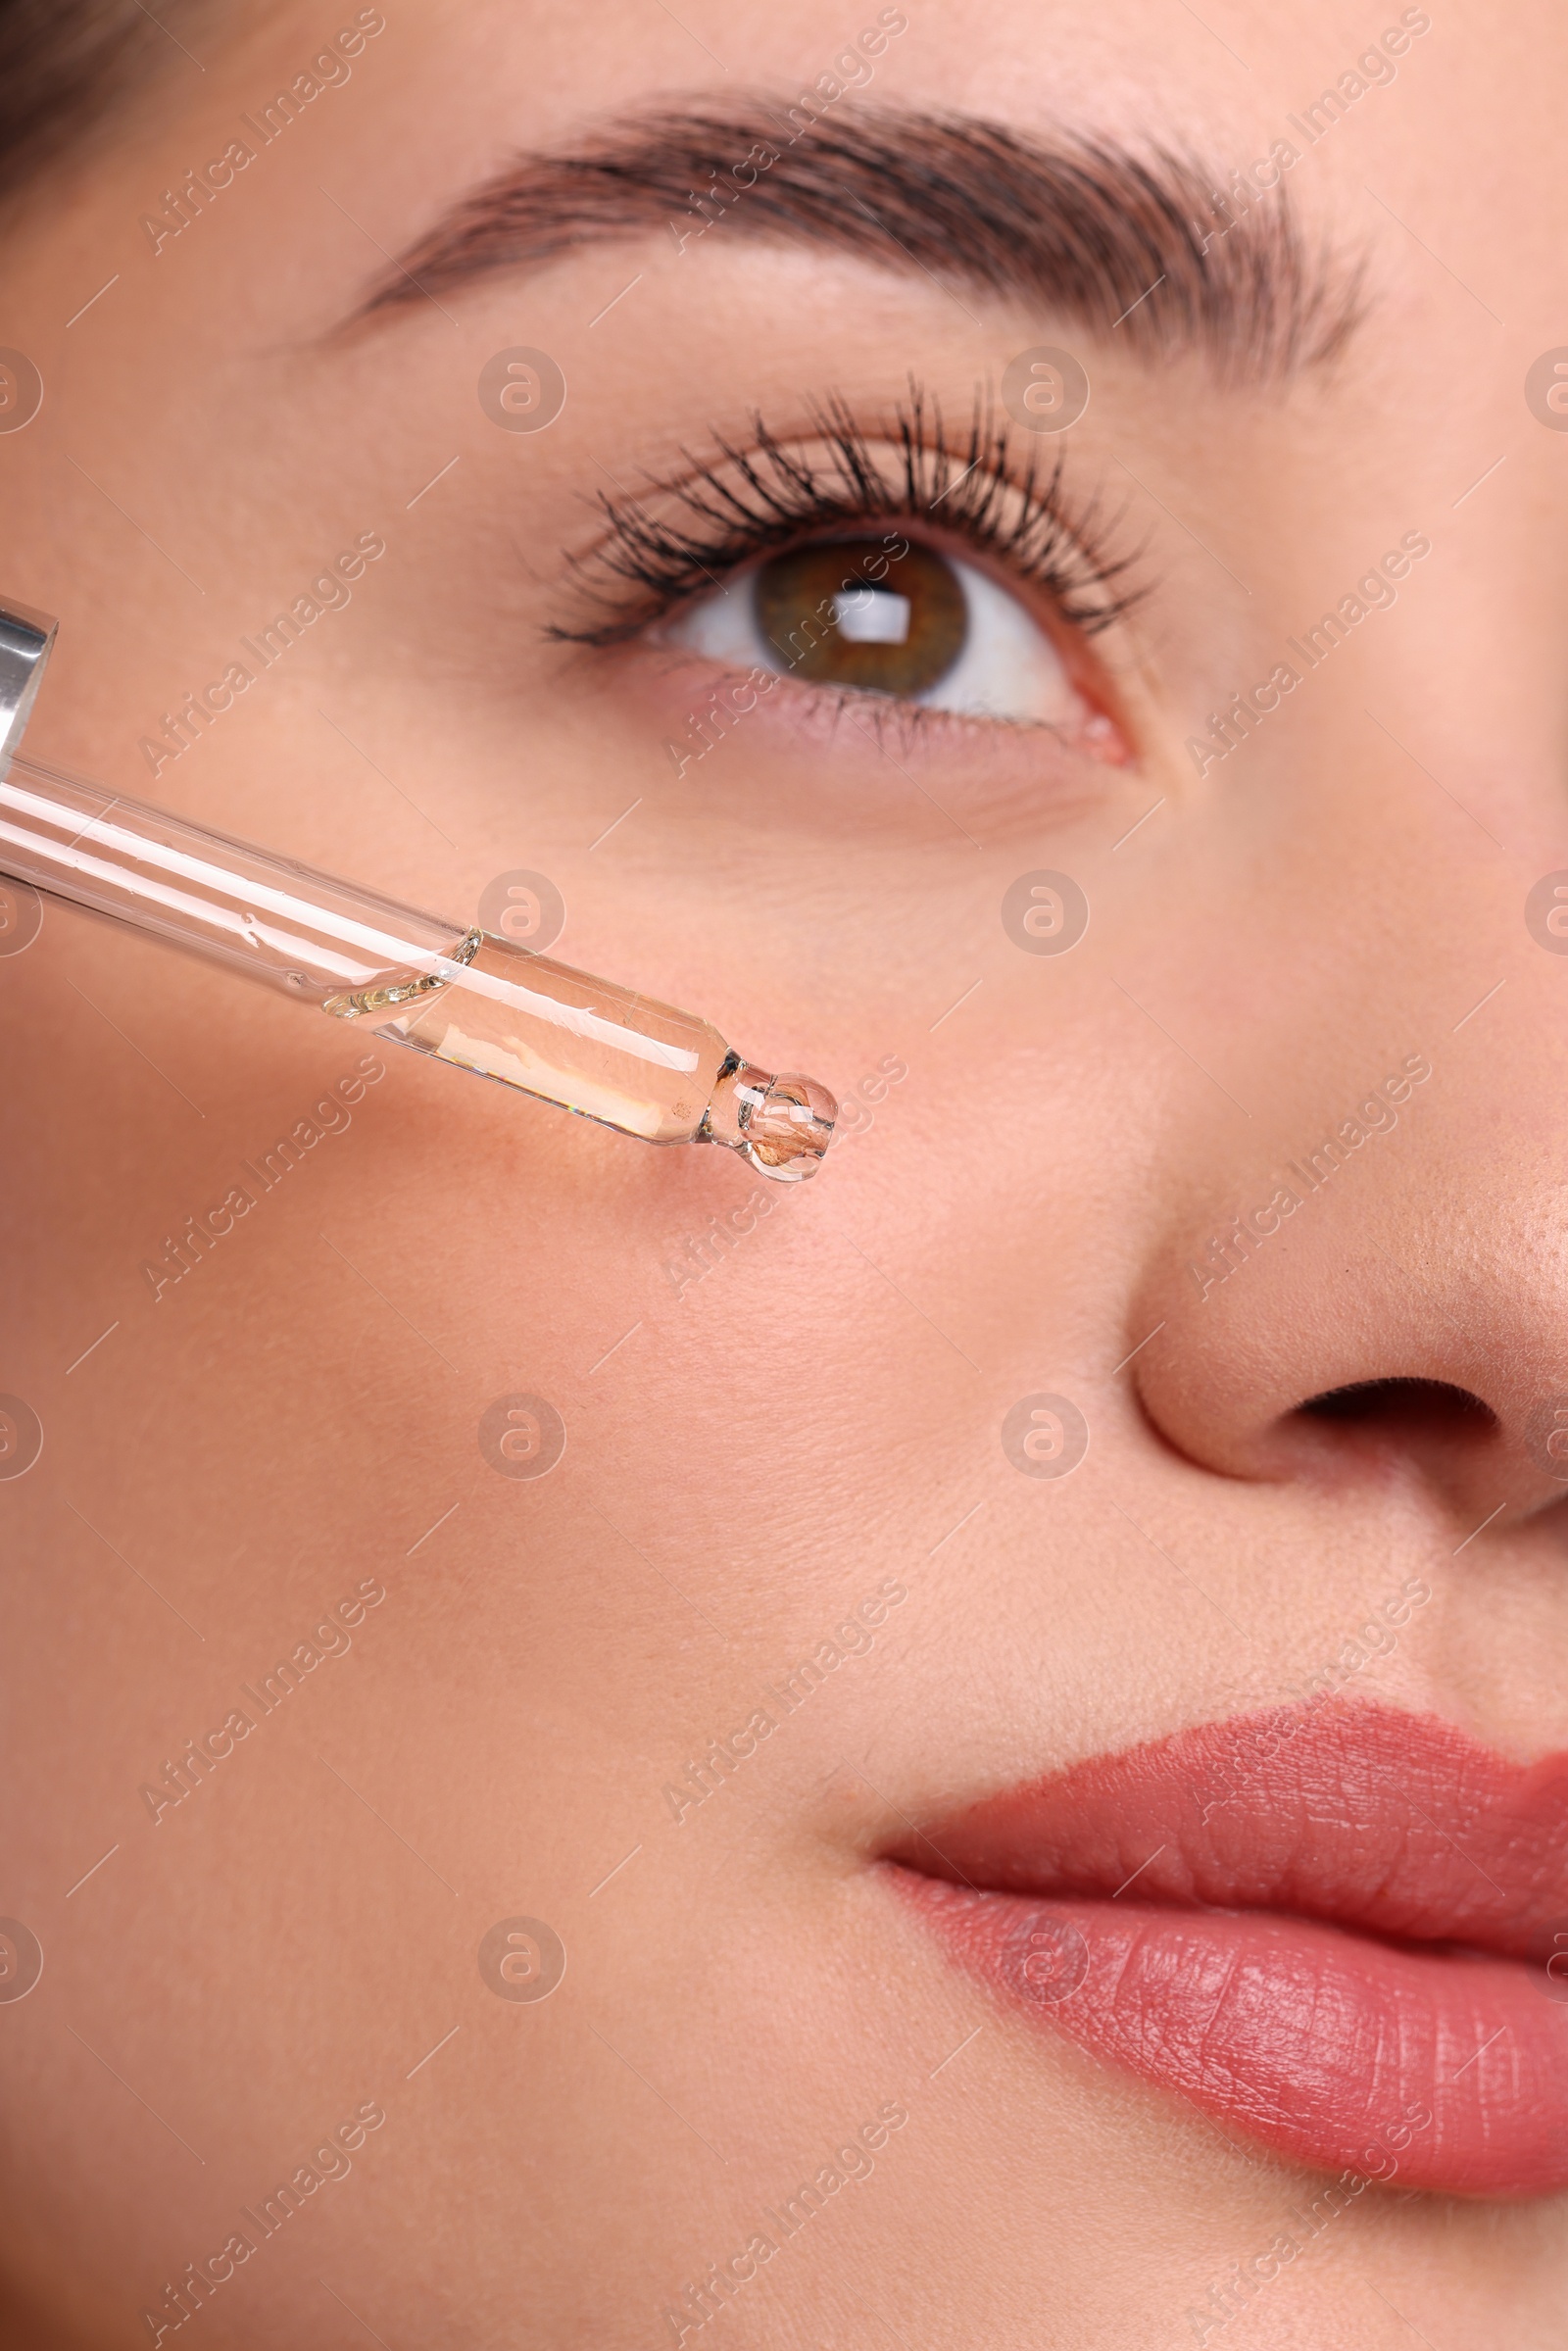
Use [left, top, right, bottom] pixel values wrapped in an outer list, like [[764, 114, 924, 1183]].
[[0, 601, 836, 1180]]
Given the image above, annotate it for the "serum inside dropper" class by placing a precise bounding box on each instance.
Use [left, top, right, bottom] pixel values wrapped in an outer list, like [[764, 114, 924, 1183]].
[[0, 600, 838, 1180], [331, 928, 835, 1173]]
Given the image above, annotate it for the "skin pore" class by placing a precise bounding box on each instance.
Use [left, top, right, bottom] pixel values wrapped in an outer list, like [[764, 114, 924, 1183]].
[[1, 0, 1566, 2343]]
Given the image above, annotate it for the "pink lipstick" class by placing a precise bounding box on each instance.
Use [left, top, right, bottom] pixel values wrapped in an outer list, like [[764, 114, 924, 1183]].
[[889, 1699, 1568, 2198]]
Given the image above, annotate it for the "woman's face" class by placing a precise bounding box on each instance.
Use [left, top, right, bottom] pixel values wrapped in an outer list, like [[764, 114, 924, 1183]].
[[4, 0, 1567, 2341]]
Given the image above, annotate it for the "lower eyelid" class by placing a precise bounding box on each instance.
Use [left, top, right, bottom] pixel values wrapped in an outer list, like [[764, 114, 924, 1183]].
[[627, 643, 1137, 840]]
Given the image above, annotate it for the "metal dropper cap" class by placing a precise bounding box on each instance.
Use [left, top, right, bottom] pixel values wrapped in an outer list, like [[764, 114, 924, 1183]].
[[0, 601, 57, 765]]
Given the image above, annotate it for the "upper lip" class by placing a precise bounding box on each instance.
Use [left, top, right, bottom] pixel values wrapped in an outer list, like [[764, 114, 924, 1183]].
[[886, 1695, 1568, 1960]]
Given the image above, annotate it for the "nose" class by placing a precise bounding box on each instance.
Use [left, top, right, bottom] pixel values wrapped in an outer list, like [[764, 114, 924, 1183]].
[[1127, 1056, 1568, 1532]]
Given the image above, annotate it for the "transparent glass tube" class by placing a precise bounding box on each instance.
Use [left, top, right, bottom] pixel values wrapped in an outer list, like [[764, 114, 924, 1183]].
[[0, 747, 837, 1181]]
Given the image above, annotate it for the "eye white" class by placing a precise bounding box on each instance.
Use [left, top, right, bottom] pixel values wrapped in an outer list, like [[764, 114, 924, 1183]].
[[930, 561, 1086, 726], [665, 545, 1089, 726]]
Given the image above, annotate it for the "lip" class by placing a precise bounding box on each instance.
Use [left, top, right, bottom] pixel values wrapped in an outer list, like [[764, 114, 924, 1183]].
[[887, 1698, 1568, 2199]]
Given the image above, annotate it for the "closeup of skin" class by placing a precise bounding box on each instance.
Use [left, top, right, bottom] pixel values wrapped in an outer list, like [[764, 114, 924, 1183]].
[[2, 0, 1567, 2344]]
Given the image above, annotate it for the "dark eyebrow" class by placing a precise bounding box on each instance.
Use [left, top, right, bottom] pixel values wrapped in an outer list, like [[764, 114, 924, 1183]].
[[351, 101, 1363, 380]]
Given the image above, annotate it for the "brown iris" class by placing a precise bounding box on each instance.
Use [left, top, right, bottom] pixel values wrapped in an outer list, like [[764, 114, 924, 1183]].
[[754, 538, 967, 698]]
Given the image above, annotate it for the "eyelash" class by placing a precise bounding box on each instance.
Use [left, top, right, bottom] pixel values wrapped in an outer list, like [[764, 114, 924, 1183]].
[[545, 382, 1148, 652]]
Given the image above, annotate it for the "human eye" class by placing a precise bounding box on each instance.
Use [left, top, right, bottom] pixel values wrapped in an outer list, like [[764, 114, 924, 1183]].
[[548, 386, 1144, 758]]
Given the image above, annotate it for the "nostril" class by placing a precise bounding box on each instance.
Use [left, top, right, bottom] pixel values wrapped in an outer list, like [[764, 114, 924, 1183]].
[[1297, 1377, 1499, 1437]]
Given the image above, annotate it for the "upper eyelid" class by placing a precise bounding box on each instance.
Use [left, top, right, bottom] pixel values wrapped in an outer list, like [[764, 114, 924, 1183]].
[[545, 386, 1151, 647]]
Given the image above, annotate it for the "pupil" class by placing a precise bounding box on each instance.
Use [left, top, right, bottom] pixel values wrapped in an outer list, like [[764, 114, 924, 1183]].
[[755, 538, 967, 697]]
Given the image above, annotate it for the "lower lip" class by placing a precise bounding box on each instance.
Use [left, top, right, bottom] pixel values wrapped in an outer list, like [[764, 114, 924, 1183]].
[[889, 1701, 1568, 2201], [895, 1873, 1568, 2198]]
